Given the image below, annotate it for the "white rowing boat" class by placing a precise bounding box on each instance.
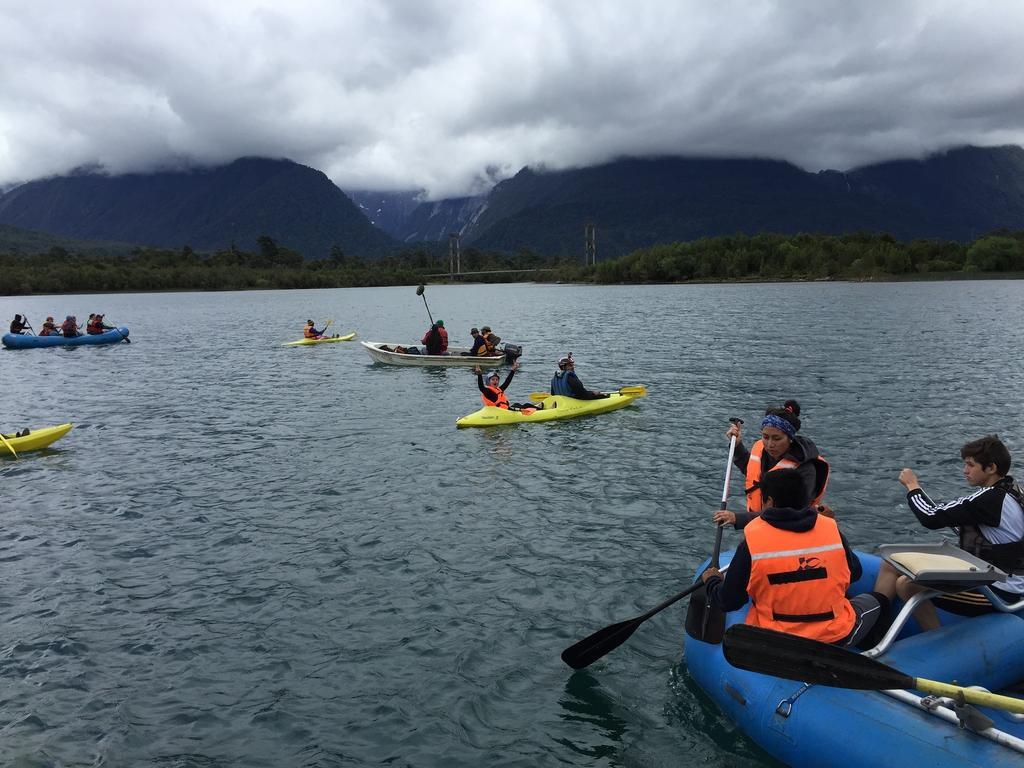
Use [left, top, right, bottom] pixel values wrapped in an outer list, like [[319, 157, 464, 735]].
[[361, 341, 509, 367]]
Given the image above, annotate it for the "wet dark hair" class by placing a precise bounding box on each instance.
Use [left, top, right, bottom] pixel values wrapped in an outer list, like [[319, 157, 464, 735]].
[[961, 435, 1011, 475], [759, 467, 810, 509], [764, 399, 802, 433]]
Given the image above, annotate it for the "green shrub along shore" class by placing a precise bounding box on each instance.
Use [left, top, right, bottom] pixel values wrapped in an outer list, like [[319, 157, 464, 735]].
[[2, 230, 1024, 295]]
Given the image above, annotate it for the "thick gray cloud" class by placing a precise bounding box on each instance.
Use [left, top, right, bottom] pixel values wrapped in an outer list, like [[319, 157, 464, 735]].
[[1, 0, 1023, 198]]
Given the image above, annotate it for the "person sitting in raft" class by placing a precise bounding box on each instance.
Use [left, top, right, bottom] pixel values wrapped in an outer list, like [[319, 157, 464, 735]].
[[474, 361, 540, 411], [9, 314, 29, 334], [872, 435, 1024, 632], [421, 321, 447, 355], [701, 468, 885, 647], [39, 316, 59, 336], [476, 326, 501, 356], [304, 320, 326, 339], [87, 313, 114, 334], [61, 316, 81, 337], [550, 354, 608, 400], [713, 400, 830, 531]]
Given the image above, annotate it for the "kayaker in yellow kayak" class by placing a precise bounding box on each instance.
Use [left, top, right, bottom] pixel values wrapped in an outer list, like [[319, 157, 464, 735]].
[[304, 320, 328, 339], [474, 361, 541, 411], [550, 354, 608, 399]]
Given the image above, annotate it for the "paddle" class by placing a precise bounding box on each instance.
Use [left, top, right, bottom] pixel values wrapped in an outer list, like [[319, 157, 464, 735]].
[[104, 321, 131, 343], [0, 431, 19, 459], [415, 284, 435, 325], [561, 566, 731, 670], [722, 624, 1024, 714], [321, 318, 334, 337], [685, 417, 744, 643], [530, 386, 648, 401]]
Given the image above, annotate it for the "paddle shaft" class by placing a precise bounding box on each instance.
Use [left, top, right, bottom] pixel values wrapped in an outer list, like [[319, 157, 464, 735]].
[[915, 677, 1024, 715], [560, 566, 729, 669], [0, 432, 18, 458], [531, 386, 646, 401], [712, 418, 744, 568], [723, 624, 1024, 714]]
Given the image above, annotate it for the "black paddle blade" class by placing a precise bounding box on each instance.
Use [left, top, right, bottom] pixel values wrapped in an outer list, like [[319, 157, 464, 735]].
[[723, 625, 915, 691], [416, 285, 425, 295], [561, 617, 643, 670]]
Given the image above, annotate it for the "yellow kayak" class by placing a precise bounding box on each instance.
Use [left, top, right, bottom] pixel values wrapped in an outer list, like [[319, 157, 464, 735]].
[[0, 423, 73, 456], [282, 331, 357, 347], [456, 392, 640, 428]]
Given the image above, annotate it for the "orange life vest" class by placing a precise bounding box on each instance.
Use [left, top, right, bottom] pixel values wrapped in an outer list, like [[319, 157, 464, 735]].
[[481, 384, 509, 409], [304, 326, 318, 338], [744, 514, 856, 642], [745, 440, 830, 513]]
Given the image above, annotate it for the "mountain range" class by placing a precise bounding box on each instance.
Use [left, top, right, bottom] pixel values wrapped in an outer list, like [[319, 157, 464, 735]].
[[2, 146, 1024, 260]]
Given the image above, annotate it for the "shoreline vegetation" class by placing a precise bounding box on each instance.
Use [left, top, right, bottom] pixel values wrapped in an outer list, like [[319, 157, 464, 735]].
[[2, 230, 1024, 296]]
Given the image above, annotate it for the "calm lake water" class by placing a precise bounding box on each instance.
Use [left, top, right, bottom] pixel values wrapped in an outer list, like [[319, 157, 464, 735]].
[[3, 281, 1024, 767]]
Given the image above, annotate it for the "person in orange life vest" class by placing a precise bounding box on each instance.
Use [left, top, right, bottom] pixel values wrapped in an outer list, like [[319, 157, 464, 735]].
[[61, 316, 81, 337], [701, 468, 885, 647], [421, 320, 448, 355], [304, 320, 325, 339], [713, 399, 830, 531], [872, 435, 1024, 633], [87, 313, 113, 334], [476, 326, 500, 356], [39, 316, 59, 336], [473, 361, 540, 410]]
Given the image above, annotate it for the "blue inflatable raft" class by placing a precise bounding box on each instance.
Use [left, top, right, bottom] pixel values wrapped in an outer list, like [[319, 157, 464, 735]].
[[684, 550, 1024, 767], [2, 327, 129, 349]]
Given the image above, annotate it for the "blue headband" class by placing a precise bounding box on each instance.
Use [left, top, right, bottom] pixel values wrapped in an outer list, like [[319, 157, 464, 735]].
[[762, 413, 796, 438]]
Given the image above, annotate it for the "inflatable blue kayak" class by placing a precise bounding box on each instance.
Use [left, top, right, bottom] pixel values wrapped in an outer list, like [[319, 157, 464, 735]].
[[2, 327, 130, 349], [684, 550, 1024, 767]]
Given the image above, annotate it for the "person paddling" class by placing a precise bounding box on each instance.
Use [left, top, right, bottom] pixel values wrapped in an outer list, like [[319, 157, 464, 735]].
[[87, 313, 114, 334], [304, 320, 326, 339], [39, 316, 59, 336], [550, 354, 608, 400], [9, 314, 29, 334], [61, 316, 81, 337], [714, 400, 830, 530], [474, 361, 540, 411], [701, 468, 884, 648]]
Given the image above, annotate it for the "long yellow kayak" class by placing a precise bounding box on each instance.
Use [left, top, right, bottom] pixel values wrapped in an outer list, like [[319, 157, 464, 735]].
[[0, 423, 73, 455], [282, 332, 357, 347], [456, 392, 640, 428]]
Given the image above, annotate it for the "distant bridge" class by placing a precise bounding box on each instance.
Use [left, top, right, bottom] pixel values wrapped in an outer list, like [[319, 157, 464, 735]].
[[422, 267, 562, 278]]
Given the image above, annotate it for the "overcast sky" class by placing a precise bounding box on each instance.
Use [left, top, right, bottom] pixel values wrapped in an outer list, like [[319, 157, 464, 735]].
[[2, 0, 1023, 199]]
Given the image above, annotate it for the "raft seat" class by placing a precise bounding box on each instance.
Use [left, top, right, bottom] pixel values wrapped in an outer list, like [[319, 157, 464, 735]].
[[866, 543, 1024, 694]]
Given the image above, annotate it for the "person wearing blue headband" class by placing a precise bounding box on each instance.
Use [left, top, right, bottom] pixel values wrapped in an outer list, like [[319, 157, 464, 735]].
[[713, 399, 831, 530]]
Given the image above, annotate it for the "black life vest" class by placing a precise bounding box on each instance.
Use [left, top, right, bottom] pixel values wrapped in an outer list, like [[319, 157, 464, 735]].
[[960, 477, 1024, 575]]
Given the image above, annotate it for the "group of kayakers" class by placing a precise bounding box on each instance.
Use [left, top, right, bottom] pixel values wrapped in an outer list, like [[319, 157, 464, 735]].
[[472, 352, 607, 411], [697, 400, 1024, 649], [9, 313, 115, 337]]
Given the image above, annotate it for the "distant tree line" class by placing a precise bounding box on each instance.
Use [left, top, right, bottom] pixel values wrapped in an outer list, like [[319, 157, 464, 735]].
[[3, 230, 1024, 295], [592, 230, 1024, 283], [0, 236, 582, 295]]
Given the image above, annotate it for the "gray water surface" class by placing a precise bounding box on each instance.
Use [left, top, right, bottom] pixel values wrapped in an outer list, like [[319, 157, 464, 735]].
[[2, 281, 1024, 767]]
